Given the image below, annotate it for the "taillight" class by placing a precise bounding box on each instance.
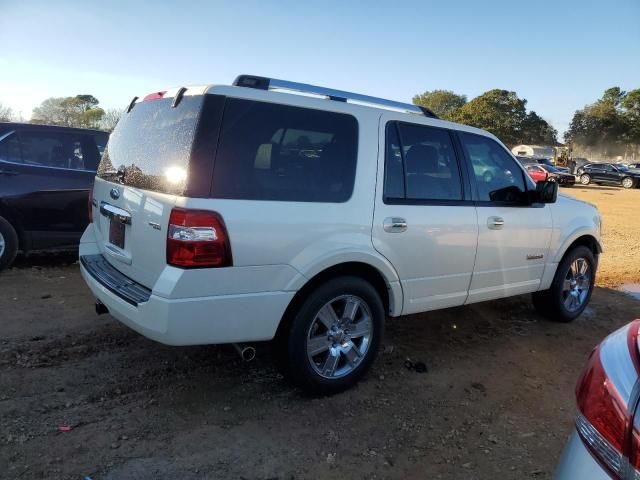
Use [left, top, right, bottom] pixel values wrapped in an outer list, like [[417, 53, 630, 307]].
[[166, 208, 232, 268], [88, 184, 94, 223], [575, 320, 640, 478]]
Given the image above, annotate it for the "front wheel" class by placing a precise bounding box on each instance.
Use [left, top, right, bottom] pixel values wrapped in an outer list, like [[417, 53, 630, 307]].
[[278, 276, 384, 395], [532, 246, 596, 322], [622, 177, 634, 189], [580, 174, 591, 185]]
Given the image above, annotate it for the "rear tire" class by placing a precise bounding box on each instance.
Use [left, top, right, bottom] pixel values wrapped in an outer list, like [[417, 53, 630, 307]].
[[622, 177, 634, 189], [0, 216, 19, 271], [278, 276, 384, 396], [580, 174, 591, 185], [532, 246, 596, 322]]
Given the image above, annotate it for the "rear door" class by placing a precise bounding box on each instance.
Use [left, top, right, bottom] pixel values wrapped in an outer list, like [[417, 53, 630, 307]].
[[458, 132, 553, 303], [92, 92, 221, 288], [372, 118, 478, 314]]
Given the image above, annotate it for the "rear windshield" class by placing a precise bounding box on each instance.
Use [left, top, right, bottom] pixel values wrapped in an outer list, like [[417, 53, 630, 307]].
[[97, 96, 203, 195]]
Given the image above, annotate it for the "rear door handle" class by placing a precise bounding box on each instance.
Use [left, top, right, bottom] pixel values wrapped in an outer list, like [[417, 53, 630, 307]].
[[488, 216, 505, 230], [0, 169, 19, 176], [383, 217, 407, 233]]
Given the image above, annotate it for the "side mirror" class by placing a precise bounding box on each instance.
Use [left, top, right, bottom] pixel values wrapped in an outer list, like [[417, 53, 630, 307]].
[[534, 180, 558, 204]]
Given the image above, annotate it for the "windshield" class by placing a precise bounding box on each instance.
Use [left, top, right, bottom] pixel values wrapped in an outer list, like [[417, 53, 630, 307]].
[[97, 96, 204, 195]]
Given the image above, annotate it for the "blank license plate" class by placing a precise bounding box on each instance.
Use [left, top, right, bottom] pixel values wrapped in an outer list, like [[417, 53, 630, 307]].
[[109, 220, 125, 249]]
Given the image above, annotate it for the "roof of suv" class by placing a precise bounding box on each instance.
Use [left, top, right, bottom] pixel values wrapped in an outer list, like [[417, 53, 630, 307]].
[[128, 75, 499, 143], [0, 122, 108, 135]]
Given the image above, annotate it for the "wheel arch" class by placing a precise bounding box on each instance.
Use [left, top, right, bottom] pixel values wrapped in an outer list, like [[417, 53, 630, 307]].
[[554, 233, 602, 264], [275, 259, 402, 342], [0, 201, 27, 252]]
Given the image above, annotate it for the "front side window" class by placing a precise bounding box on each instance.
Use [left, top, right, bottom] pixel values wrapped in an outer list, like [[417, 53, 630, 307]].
[[459, 132, 527, 203], [212, 99, 358, 202], [384, 122, 463, 202]]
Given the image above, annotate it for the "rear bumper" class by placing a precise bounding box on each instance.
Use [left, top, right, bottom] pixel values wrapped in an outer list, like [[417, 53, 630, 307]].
[[81, 260, 295, 345], [554, 430, 609, 479]]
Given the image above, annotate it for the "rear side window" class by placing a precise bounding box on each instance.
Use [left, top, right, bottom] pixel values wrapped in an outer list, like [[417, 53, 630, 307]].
[[384, 122, 463, 202], [17, 130, 101, 171], [211, 99, 358, 202]]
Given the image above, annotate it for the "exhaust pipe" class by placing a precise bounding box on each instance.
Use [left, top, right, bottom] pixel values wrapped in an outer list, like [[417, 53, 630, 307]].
[[233, 343, 256, 362], [95, 300, 109, 315]]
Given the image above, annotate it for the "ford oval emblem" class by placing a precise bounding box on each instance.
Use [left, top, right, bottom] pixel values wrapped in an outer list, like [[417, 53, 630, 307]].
[[110, 187, 121, 200]]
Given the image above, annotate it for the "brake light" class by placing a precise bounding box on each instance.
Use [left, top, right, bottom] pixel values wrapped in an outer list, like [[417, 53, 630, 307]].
[[143, 91, 167, 101], [166, 208, 232, 268], [88, 184, 94, 223], [575, 320, 640, 478]]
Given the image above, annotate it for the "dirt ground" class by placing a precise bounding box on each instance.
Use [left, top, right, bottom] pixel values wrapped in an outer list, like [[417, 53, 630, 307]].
[[1, 187, 639, 480]]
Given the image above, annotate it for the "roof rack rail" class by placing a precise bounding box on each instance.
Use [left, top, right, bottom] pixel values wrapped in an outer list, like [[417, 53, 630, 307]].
[[232, 75, 439, 118]]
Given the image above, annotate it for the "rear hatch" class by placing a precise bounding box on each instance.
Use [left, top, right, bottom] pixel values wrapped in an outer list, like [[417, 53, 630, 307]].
[[91, 88, 223, 288]]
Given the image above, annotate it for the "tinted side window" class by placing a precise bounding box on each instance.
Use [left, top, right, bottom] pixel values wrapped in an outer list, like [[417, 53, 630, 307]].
[[212, 99, 358, 202], [18, 131, 100, 171], [19, 131, 68, 168], [459, 132, 526, 203], [0, 133, 21, 163], [384, 122, 463, 201]]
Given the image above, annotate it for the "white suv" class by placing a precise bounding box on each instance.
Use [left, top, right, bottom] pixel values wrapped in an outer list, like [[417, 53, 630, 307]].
[[80, 75, 602, 395]]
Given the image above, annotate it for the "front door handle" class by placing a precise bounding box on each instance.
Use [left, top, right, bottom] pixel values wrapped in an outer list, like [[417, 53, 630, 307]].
[[488, 216, 505, 230], [383, 217, 407, 233], [0, 169, 19, 176]]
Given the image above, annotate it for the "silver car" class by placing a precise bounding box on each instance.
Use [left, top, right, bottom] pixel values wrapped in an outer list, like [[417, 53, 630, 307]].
[[555, 320, 640, 479]]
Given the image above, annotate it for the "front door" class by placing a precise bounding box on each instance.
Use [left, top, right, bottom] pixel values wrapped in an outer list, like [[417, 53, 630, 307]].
[[457, 132, 553, 304], [1, 128, 99, 249], [372, 117, 478, 314]]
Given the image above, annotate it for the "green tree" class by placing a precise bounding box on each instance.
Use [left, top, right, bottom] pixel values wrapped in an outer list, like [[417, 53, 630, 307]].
[[412, 89, 467, 120], [564, 87, 628, 157], [0, 102, 13, 122], [521, 111, 558, 145], [452, 89, 528, 145], [621, 89, 640, 151], [32, 95, 105, 128]]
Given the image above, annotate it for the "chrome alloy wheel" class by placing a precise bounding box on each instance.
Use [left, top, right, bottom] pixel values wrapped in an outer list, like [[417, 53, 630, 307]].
[[622, 177, 633, 189], [0, 231, 5, 258], [562, 257, 591, 312], [306, 295, 373, 379]]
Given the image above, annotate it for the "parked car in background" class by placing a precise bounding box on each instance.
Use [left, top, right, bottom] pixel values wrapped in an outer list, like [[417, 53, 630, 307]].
[[555, 320, 640, 479], [524, 163, 548, 182], [0, 122, 108, 270], [525, 163, 575, 186], [577, 162, 640, 188], [80, 75, 601, 395]]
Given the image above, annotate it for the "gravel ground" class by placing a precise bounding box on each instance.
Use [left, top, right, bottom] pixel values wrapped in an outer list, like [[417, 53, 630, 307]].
[[1, 186, 639, 480]]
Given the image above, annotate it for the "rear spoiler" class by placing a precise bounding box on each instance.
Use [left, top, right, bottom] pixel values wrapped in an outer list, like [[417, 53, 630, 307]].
[[125, 85, 208, 113]]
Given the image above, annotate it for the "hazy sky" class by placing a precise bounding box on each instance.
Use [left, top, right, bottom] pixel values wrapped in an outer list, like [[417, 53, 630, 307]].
[[1, 0, 639, 136]]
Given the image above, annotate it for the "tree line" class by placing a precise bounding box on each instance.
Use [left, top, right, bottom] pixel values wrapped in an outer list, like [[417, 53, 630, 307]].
[[564, 87, 640, 160], [412, 89, 557, 147], [0, 96, 121, 132]]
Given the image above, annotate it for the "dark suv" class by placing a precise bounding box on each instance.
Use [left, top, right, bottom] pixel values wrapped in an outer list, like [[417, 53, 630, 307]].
[[0, 122, 108, 270], [576, 162, 639, 189]]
